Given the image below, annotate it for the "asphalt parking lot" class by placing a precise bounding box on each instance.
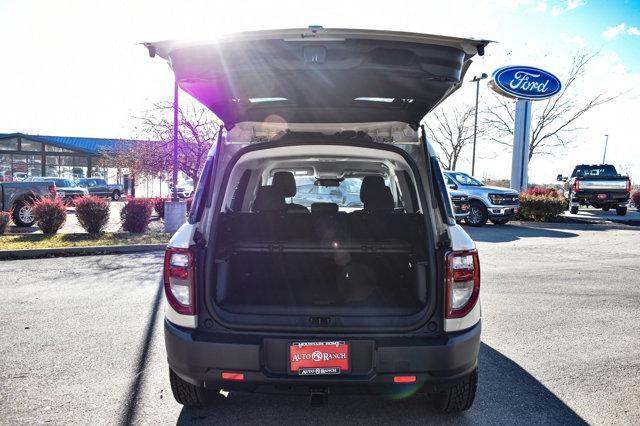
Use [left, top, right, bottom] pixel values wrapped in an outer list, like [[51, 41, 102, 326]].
[[0, 223, 639, 425]]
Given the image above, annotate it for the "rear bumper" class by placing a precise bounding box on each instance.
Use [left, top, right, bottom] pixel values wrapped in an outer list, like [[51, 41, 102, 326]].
[[573, 191, 629, 205], [165, 319, 481, 393]]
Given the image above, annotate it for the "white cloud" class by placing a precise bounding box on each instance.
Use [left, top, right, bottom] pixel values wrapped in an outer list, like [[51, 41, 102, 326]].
[[627, 26, 640, 36], [551, 0, 586, 16], [528, 1, 548, 12], [560, 33, 587, 46], [603, 23, 626, 40], [565, 0, 586, 12]]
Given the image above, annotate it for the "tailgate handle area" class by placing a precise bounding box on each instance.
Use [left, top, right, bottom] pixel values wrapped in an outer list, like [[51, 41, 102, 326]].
[[308, 316, 332, 326]]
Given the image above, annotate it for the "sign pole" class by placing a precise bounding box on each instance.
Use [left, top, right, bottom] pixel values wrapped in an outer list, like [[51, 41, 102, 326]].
[[164, 79, 187, 233], [172, 80, 179, 201], [488, 65, 561, 193], [510, 99, 532, 192]]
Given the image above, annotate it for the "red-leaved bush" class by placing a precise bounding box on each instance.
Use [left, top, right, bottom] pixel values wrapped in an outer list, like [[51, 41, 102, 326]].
[[75, 196, 110, 236], [632, 191, 640, 211], [32, 197, 67, 234], [120, 198, 153, 233], [153, 198, 170, 218], [522, 186, 561, 198], [0, 211, 10, 234]]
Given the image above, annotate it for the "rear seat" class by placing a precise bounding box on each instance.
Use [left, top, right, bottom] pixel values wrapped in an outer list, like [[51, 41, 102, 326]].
[[217, 181, 424, 252]]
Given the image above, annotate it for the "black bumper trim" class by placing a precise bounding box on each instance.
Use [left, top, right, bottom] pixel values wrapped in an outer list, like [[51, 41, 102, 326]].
[[165, 320, 481, 390]]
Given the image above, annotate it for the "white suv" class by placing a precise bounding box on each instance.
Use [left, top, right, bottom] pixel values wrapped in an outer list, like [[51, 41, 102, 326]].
[[147, 28, 486, 412]]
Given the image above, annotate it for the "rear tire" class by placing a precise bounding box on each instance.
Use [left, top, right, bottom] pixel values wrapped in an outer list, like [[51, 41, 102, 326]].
[[602, 206, 610, 211], [169, 369, 221, 408], [570, 205, 579, 214], [465, 202, 488, 227], [490, 219, 509, 225], [427, 368, 478, 413], [11, 199, 35, 227], [616, 206, 627, 216], [111, 190, 121, 201]]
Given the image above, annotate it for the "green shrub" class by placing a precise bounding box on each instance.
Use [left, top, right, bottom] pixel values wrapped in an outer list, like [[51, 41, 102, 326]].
[[32, 197, 67, 234], [632, 191, 640, 211], [522, 186, 561, 198], [120, 198, 153, 233], [0, 211, 10, 234], [518, 195, 567, 222], [74, 196, 110, 236], [153, 198, 170, 218]]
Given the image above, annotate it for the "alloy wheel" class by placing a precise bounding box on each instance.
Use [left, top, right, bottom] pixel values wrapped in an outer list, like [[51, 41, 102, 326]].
[[18, 204, 34, 224]]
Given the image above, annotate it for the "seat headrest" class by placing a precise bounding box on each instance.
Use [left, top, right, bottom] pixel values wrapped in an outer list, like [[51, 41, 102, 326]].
[[311, 202, 339, 215], [272, 171, 297, 197], [360, 176, 386, 203], [252, 186, 285, 212], [363, 186, 394, 212]]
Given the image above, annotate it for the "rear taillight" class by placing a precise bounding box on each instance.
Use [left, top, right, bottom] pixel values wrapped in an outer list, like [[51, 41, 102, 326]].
[[445, 250, 480, 319], [164, 247, 196, 315], [48, 185, 57, 195], [626, 178, 631, 192], [573, 180, 579, 192]]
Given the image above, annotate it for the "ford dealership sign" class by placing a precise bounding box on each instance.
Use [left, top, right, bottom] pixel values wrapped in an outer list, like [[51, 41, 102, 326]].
[[489, 66, 561, 100]]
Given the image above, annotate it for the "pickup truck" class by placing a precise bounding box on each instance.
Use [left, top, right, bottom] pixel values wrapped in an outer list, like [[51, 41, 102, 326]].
[[1, 181, 57, 227], [75, 178, 123, 201], [558, 164, 631, 215]]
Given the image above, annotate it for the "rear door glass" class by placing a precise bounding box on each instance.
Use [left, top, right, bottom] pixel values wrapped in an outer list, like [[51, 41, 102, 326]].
[[285, 176, 391, 211]]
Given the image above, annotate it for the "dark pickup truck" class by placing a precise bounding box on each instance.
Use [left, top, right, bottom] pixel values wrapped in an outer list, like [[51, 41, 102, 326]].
[[1, 181, 57, 226], [558, 164, 631, 216]]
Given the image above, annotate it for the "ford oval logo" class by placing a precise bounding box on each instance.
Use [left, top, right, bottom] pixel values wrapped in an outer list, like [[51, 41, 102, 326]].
[[489, 66, 561, 100]]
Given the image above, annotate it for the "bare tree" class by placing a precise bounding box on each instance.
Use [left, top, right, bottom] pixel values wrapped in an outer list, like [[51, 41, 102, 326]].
[[483, 52, 620, 161], [101, 102, 219, 183], [425, 105, 478, 170]]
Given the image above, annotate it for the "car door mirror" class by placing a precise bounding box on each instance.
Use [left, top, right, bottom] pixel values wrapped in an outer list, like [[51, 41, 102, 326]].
[[447, 182, 458, 190]]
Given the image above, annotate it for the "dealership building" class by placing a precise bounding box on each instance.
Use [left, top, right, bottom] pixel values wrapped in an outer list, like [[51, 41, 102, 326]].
[[0, 132, 169, 197]]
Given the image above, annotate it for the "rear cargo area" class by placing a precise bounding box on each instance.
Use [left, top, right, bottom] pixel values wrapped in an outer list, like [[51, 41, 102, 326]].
[[213, 210, 429, 317]]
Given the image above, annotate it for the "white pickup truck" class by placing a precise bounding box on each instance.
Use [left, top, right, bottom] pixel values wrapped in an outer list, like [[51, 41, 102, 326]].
[[558, 164, 631, 215]]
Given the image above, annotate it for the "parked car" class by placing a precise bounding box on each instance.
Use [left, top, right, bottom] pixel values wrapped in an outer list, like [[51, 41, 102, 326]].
[[444, 171, 519, 226], [1, 181, 57, 226], [26, 177, 88, 204], [76, 178, 124, 201], [168, 179, 195, 198], [450, 189, 470, 221], [558, 164, 631, 215], [148, 28, 486, 412]]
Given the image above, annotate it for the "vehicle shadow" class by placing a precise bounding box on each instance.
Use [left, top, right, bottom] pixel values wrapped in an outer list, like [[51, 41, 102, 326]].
[[464, 224, 580, 243], [175, 343, 585, 425]]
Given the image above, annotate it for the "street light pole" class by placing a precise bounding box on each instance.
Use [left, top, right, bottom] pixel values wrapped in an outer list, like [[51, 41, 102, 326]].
[[470, 73, 488, 176], [172, 80, 179, 201], [602, 134, 609, 164]]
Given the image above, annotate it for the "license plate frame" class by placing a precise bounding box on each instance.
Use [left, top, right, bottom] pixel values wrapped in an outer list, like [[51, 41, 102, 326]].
[[597, 193, 608, 200], [289, 341, 350, 375]]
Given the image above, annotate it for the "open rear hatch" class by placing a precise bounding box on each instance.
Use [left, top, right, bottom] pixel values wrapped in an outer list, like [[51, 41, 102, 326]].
[[146, 28, 488, 331], [144, 28, 489, 128]]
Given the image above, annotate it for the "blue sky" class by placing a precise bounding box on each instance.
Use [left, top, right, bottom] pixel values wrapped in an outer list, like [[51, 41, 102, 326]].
[[1, 0, 639, 182]]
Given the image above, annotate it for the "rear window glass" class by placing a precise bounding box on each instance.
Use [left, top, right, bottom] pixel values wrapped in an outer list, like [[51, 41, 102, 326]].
[[290, 177, 373, 211], [572, 165, 617, 177]]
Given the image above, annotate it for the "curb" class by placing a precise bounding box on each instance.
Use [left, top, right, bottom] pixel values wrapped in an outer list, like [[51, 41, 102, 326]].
[[0, 244, 167, 261], [507, 220, 640, 231]]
